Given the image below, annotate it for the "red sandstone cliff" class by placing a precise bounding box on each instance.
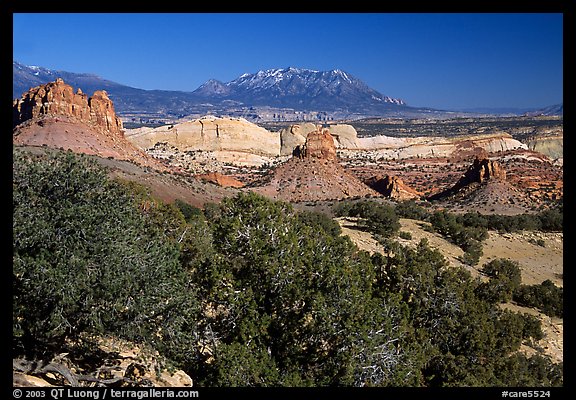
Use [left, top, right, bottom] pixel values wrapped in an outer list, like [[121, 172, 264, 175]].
[[13, 78, 123, 136], [13, 79, 167, 171]]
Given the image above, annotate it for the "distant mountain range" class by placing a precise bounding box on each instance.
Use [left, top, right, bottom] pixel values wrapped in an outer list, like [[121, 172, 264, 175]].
[[523, 104, 563, 117], [193, 67, 406, 109], [13, 61, 562, 123], [457, 105, 564, 117]]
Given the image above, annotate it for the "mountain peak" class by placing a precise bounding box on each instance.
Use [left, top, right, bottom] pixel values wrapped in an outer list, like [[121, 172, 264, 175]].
[[194, 79, 231, 96], [206, 67, 406, 110], [14, 61, 411, 120]]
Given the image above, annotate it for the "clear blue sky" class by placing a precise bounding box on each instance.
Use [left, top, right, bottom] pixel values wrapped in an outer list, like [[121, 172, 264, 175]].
[[13, 13, 563, 110]]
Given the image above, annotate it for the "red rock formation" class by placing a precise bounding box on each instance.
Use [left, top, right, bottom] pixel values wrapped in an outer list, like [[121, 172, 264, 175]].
[[13, 79, 168, 171], [195, 172, 245, 188], [253, 127, 378, 202], [299, 128, 337, 161], [88, 90, 123, 136], [365, 175, 422, 200], [460, 156, 506, 185], [13, 78, 123, 136], [429, 156, 509, 201]]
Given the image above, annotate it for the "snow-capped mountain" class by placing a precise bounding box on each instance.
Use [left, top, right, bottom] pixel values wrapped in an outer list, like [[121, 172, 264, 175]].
[[193, 67, 406, 112], [14, 61, 454, 122], [232, 67, 403, 104]]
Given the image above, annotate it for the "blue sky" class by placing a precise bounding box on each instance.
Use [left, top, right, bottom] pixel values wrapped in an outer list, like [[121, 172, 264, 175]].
[[13, 13, 563, 110]]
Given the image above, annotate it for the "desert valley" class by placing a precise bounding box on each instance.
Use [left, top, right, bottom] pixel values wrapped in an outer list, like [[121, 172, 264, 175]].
[[13, 73, 563, 389]]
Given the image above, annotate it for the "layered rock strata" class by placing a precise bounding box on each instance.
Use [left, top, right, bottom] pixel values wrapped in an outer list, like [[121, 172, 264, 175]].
[[13, 79, 166, 170], [13, 78, 123, 136], [125, 116, 280, 157]]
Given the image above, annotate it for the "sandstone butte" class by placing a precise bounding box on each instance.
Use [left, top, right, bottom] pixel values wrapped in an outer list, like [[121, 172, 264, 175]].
[[125, 116, 281, 157], [428, 154, 530, 207], [13, 78, 123, 135], [13, 79, 168, 171], [253, 128, 379, 202], [126, 120, 361, 159]]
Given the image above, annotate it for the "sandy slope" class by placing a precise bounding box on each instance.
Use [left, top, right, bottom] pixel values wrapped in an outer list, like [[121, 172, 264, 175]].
[[337, 217, 563, 364], [477, 231, 563, 286]]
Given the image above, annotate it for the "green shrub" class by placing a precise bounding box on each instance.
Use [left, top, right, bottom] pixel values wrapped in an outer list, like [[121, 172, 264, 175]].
[[173, 198, 203, 222], [333, 200, 400, 238], [395, 200, 429, 220], [483, 210, 562, 233], [398, 231, 412, 240], [296, 209, 342, 237], [475, 259, 522, 303], [513, 280, 563, 318], [521, 313, 544, 341], [430, 210, 487, 266], [13, 149, 199, 364], [494, 353, 563, 387], [12, 148, 563, 387], [191, 192, 414, 386]]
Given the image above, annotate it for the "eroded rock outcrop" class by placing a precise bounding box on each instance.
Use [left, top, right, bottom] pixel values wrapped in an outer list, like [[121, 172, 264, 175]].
[[13, 337, 193, 388], [195, 172, 245, 188], [298, 127, 337, 161], [13, 78, 123, 136], [328, 124, 360, 149], [279, 123, 359, 155], [458, 156, 507, 186], [365, 175, 422, 200], [125, 116, 280, 157], [253, 128, 378, 202], [279, 122, 318, 156], [428, 155, 521, 206], [13, 79, 167, 171]]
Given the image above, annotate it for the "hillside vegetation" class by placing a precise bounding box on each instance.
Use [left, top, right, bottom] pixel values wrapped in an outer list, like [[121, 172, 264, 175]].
[[13, 148, 562, 387]]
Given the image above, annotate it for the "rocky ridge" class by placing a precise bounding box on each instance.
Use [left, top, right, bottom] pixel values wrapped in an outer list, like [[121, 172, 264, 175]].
[[126, 119, 530, 168], [13, 79, 167, 171], [125, 116, 280, 157], [346, 132, 528, 160], [13, 78, 123, 135]]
